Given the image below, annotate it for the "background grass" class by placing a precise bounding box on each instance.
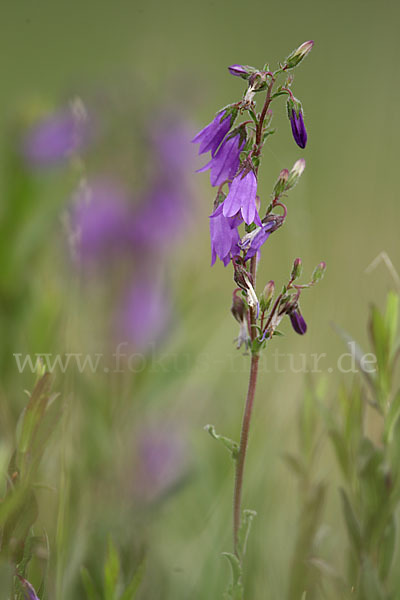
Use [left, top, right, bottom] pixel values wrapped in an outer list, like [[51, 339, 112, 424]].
[[1, 0, 400, 598]]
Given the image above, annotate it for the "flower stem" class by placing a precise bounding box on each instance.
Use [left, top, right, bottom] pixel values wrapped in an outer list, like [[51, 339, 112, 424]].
[[233, 350, 260, 555], [233, 255, 260, 555]]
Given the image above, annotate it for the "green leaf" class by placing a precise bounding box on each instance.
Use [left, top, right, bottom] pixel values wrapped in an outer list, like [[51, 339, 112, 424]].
[[81, 567, 100, 600], [104, 538, 120, 600], [222, 552, 243, 600], [384, 390, 400, 444], [359, 556, 387, 600], [340, 488, 362, 557], [204, 425, 239, 460], [385, 292, 398, 354], [236, 509, 256, 560], [120, 560, 146, 600], [378, 517, 396, 581]]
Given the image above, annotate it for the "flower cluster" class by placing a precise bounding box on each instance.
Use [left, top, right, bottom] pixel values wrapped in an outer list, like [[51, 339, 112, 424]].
[[192, 41, 325, 344]]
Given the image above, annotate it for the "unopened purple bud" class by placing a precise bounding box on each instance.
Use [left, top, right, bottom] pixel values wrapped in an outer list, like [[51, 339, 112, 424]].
[[228, 64, 253, 79], [289, 309, 307, 335], [290, 108, 307, 149], [291, 257, 303, 280]]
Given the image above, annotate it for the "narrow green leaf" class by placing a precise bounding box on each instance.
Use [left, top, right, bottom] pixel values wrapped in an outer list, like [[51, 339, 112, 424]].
[[120, 560, 146, 600], [237, 509, 256, 560], [385, 292, 398, 356], [222, 552, 243, 600], [204, 425, 239, 459], [104, 538, 120, 600], [81, 567, 100, 600], [340, 489, 362, 557]]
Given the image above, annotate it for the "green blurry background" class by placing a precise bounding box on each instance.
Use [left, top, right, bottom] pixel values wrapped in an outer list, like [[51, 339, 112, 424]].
[[1, 0, 400, 598]]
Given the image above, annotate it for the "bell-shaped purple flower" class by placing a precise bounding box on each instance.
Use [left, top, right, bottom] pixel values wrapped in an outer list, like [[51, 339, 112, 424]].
[[290, 109, 307, 149], [209, 203, 242, 266], [197, 130, 245, 187], [222, 169, 261, 225], [192, 109, 235, 156], [289, 308, 307, 335]]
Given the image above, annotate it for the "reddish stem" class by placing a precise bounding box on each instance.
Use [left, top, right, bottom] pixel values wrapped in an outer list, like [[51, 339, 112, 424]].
[[233, 352, 260, 554]]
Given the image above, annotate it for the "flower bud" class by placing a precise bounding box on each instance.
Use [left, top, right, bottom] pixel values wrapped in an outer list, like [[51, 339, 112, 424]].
[[311, 261, 327, 283], [273, 168, 289, 197], [285, 41, 314, 69], [286, 158, 306, 190], [289, 308, 307, 335], [228, 64, 255, 80], [260, 280, 275, 312], [287, 98, 307, 149], [291, 257, 303, 281], [231, 291, 247, 323]]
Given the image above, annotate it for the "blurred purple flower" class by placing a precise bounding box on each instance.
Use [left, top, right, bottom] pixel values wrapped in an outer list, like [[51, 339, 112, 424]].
[[290, 109, 307, 149], [17, 576, 39, 600], [22, 107, 89, 167], [133, 425, 188, 503], [192, 109, 233, 156], [289, 308, 307, 335], [117, 278, 169, 351], [71, 179, 132, 262], [197, 131, 245, 187], [209, 203, 242, 266], [222, 169, 261, 225]]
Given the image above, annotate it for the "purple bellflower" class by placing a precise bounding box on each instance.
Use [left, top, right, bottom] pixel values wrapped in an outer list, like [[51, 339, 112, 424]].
[[209, 203, 242, 266], [290, 109, 307, 149], [223, 169, 261, 225], [192, 109, 236, 156], [197, 129, 246, 187], [289, 308, 307, 335]]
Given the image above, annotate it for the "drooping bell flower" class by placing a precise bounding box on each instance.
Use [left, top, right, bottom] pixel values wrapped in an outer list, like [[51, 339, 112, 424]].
[[289, 108, 307, 149], [197, 128, 246, 187], [192, 107, 237, 156], [289, 308, 307, 335], [222, 168, 261, 225], [209, 203, 242, 266]]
